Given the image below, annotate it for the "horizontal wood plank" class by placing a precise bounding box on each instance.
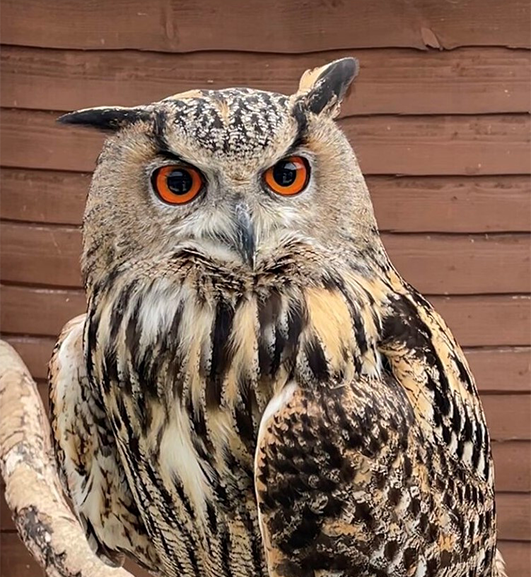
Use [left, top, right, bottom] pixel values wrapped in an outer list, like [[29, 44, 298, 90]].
[[347, 115, 531, 176], [1, 336, 56, 381], [3, 169, 531, 234], [1, 109, 530, 176], [0, 534, 42, 577], [497, 541, 531, 575], [430, 295, 531, 347], [1, 0, 530, 51], [1, 284, 529, 346], [0, 223, 83, 288], [370, 176, 531, 233], [2, 222, 530, 294], [0, 169, 90, 226], [6, 335, 529, 394], [384, 234, 531, 295], [2, 46, 530, 116], [466, 348, 531, 394], [0, 285, 87, 338], [482, 395, 531, 441], [492, 441, 531, 492]]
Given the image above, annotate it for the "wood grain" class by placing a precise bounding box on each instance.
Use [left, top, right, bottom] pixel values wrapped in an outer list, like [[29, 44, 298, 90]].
[[2, 221, 529, 295], [0, 533, 42, 577], [1, 284, 529, 347], [465, 348, 531, 394], [384, 233, 531, 295], [0, 169, 90, 226], [491, 441, 531, 493], [369, 176, 531, 233], [431, 295, 531, 347], [347, 115, 531, 177], [481, 395, 531, 441], [3, 169, 530, 234], [0, 285, 86, 338], [0, 223, 83, 288], [2, 0, 530, 52], [497, 541, 531, 576], [2, 109, 530, 176], [0, 337, 56, 382], [2, 46, 530, 116], [5, 335, 529, 394]]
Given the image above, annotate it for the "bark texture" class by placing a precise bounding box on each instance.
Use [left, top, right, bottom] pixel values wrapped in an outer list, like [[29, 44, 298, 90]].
[[0, 339, 135, 577]]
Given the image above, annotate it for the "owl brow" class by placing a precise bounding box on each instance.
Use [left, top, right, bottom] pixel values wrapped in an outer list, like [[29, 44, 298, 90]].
[[150, 109, 188, 164], [284, 133, 308, 158], [151, 109, 176, 158], [283, 104, 309, 157]]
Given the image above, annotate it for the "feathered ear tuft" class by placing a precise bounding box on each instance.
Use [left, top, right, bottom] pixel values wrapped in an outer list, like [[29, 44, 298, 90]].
[[296, 57, 359, 117], [57, 106, 150, 132]]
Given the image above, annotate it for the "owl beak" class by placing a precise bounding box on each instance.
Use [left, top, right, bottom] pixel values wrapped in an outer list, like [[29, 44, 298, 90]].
[[233, 203, 256, 269]]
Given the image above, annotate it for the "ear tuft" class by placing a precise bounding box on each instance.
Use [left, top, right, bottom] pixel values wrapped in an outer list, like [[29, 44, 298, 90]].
[[297, 57, 359, 117], [57, 106, 150, 132]]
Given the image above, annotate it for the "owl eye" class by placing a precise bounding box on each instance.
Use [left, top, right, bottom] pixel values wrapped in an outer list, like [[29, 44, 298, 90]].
[[263, 156, 310, 196], [152, 165, 204, 205]]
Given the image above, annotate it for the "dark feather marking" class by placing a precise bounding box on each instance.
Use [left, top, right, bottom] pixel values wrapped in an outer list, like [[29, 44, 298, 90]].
[[166, 301, 185, 398], [258, 290, 282, 377], [271, 326, 287, 378], [453, 353, 475, 393], [330, 282, 369, 357], [234, 378, 257, 450], [305, 337, 329, 382], [109, 280, 137, 342], [292, 101, 308, 140], [125, 299, 142, 367], [152, 109, 171, 156], [57, 106, 150, 132], [285, 297, 306, 365], [207, 298, 235, 408], [140, 465, 195, 573], [206, 501, 218, 534], [85, 305, 99, 379], [219, 526, 232, 576]]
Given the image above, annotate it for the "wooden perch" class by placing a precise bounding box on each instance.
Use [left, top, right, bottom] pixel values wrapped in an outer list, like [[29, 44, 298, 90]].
[[0, 339, 135, 577]]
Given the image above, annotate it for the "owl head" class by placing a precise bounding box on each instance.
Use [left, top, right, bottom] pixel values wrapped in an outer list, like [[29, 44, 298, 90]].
[[59, 58, 381, 287]]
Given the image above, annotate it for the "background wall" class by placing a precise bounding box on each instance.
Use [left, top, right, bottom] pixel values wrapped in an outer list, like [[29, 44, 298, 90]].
[[0, 1, 530, 575]]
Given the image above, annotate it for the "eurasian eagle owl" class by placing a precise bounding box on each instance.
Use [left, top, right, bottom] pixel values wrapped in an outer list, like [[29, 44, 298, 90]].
[[49, 58, 505, 577]]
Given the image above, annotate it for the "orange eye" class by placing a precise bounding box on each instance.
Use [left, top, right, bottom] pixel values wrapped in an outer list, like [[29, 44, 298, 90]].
[[152, 165, 204, 205], [263, 156, 310, 196]]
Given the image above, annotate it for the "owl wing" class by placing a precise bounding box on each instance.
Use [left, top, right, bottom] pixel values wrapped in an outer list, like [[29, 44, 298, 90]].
[[49, 315, 158, 571], [254, 288, 499, 576], [254, 373, 436, 577]]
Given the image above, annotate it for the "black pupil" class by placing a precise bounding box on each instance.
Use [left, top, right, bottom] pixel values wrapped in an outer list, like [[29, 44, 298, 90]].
[[273, 160, 298, 187], [166, 169, 193, 195]]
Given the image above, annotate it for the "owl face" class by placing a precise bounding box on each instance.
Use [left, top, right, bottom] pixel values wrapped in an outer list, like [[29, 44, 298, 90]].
[[60, 58, 377, 283]]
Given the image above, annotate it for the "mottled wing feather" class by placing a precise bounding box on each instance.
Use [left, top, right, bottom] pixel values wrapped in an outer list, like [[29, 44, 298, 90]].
[[49, 314, 158, 570], [255, 375, 444, 577]]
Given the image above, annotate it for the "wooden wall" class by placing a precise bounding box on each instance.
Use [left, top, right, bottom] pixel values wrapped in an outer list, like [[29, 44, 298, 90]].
[[1, 1, 530, 575]]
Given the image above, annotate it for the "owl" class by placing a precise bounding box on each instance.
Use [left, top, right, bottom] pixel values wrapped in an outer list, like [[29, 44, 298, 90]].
[[49, 58, 506, 577]]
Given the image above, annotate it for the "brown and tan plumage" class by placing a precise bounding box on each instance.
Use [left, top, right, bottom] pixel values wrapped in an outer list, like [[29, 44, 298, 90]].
[[49, 59, 506, 576]]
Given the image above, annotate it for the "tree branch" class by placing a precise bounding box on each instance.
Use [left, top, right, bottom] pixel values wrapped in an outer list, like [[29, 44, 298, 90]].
[[0, 339, 135, 577]]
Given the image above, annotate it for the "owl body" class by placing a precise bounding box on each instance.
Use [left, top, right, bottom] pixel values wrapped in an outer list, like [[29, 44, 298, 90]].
[[50, 60, 505, 577]]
